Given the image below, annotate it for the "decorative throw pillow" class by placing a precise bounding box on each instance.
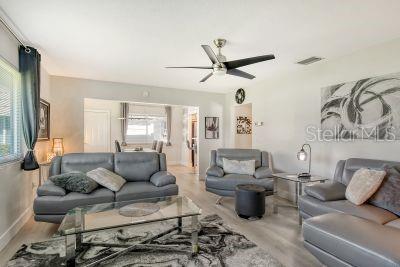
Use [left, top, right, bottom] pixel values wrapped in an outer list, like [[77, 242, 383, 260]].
[[49, 172, 98, 194], [87, 168, 126, 192], [368, 164, 400, 216], [222, 158, 255, 176], [345, 168, 386, 205]]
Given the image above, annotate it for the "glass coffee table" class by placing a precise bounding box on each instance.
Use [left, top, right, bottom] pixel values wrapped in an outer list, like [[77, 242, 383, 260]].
[[56, 196, 201, 266], [272, 173, 328, 224]]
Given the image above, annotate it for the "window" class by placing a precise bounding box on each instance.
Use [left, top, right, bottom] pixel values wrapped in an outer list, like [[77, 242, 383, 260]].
[[0, 58, 21, 164], [126, 105, 167, 144]]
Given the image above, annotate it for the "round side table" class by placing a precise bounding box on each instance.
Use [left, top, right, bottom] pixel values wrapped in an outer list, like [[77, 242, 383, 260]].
[[235, 184, 266, 219]]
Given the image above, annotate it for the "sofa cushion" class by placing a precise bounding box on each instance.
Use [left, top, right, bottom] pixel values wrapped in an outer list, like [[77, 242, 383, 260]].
[[254, 166, 273, 179], [385, 219, 400, 230], [33, 188, 114, 215], [37, 180, 66, 197], [305, 182, 346, 201], [345, 168, 386, 205], [216, 149, 262, 168], [60, 153, 114, 173], [49, 171, 99, 194], [115, 182, 178, 202], [369, 165, 400, 216], [87, 168, 126, 192], [206, 166, 224, 177], [150, 171, 176, 187], [299, 195, 398, 224], [339, 158, 397, 185], [114, 152, 159, 182], [303, 213, 400, 267], [206, 174, 273, 192], [222, 158, 255, 175]]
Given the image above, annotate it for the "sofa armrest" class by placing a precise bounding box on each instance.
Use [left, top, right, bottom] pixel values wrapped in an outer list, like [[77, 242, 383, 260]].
[[304, 181, 346, 201], [254, 166, 273, 179], [206, 166, 224, 177], [150, 171, 176, 187], [37, 180, 67, 197]]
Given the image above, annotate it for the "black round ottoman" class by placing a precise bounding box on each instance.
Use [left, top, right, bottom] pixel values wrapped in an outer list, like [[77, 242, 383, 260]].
[[235, 184, 266, 219]]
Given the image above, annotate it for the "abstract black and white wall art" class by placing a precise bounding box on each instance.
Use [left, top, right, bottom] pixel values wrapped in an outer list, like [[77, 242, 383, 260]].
[[205, 117, 219, 139], [236, 116, 252, 134], [321, 73, 400, 140]]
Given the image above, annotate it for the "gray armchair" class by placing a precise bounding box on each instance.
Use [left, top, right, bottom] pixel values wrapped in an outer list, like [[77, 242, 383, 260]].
[[205, 149, 274, 204]]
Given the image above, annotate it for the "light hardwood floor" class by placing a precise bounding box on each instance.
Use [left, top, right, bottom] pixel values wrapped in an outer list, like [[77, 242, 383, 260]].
[[0, 165, 322, 267]]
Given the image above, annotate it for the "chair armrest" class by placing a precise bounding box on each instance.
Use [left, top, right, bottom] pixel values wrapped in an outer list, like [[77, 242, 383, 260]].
[[254, 166, 273, 179], [37, 180, 66, 197], [304, 181, 346, 201], [150, 171, 176, 187], [206, 166, 224, 177]]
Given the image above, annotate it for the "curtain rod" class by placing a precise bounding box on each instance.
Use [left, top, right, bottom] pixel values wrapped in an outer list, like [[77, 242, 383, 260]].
[[0, 14, 30, 52]]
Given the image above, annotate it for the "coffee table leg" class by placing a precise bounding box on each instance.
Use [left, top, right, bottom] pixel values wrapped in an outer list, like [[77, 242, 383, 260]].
[[273, 177, 278, 214], [65, 234, 76, 267], [177, 217, 182, 233], [191, 215, 199, 254]]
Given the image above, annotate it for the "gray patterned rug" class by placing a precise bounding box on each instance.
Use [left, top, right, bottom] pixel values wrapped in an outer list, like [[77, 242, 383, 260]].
[[7, 214, 283, 267]]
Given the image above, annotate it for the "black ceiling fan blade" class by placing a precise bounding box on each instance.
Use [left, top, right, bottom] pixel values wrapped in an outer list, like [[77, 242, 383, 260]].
[[224, 54, 275, 70], [200, 72, 213, 83], [166, 66, 212, 69], [226, 69, 255, 79], [201, 45, 219, 64]]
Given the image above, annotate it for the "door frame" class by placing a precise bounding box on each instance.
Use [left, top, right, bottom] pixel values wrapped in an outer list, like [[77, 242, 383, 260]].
[[84, 109, 111, 152]]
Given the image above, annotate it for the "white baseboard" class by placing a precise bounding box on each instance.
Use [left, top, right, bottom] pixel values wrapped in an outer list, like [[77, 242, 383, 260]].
[[0, 207, 32, 252]]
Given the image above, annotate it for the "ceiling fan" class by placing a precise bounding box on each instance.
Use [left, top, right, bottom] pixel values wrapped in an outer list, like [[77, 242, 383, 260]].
[[166, 39, 275, 82]]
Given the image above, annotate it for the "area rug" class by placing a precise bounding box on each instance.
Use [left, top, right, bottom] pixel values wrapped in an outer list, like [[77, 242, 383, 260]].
[[7, 214, 283, 267]]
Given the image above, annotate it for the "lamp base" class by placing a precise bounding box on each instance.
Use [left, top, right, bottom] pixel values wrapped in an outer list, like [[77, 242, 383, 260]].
[[297, 172, 311, 179]]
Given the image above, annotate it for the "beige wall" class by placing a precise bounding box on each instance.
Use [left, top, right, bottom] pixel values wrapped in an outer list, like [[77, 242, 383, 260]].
[[234, 103, 252, 148], [0, 24, 50, 250], [225, 37, 400, 200], [50, 76, 225, 176]]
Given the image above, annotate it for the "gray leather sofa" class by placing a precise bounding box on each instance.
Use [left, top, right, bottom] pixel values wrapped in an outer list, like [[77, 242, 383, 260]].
[[205, 149, 274, 199], [299, 158, 400, 267], [34, 152, 178, 223]]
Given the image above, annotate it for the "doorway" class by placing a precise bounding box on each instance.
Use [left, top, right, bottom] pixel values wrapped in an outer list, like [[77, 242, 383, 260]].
[[84, 109, 111, 152], [234, 103, 252, 148]]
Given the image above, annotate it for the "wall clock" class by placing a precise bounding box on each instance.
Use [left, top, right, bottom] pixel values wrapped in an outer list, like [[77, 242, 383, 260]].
[[235, 88, 245, 104]]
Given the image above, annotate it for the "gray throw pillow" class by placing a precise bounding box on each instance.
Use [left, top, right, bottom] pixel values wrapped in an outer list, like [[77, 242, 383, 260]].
[[87, 168, 126, 192], [49, 172, 98, 194], [368, 164, 400, 216]]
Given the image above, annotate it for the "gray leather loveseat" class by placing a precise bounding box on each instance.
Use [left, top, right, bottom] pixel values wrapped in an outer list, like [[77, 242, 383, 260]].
[[34, 152, 178, 223], [205, 149, 274, 200], [299, 158, 400, 267]]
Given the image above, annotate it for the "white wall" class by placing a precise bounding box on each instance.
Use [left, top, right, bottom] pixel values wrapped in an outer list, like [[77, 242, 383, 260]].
[[225, 37, 400, 200], [0, 23, 50, 251], [50, 76, 225, 176]]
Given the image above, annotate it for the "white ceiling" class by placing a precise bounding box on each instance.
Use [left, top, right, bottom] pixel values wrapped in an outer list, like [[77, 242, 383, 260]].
[[1, 0, 400, 93]]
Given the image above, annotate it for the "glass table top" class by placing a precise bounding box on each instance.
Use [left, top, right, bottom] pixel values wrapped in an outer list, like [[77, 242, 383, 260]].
[[272, 173, 328, 183], [56, 196, 201, 236]]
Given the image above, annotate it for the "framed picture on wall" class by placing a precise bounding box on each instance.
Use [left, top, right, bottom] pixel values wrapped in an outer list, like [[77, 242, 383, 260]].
[[38, 99, 50, 141], [205, 117, 219, 139], [236, 116, 252, 134]]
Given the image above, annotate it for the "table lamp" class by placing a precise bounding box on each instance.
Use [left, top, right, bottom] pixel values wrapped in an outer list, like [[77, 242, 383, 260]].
[[297, 143, 311, 178]]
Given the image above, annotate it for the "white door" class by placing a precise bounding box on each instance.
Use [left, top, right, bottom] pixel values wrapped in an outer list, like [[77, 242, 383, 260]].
[[84, 109, 111, 152]]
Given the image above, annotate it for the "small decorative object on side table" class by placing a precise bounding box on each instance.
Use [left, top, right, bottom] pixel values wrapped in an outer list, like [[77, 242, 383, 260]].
[[272, 173, 328, 224]]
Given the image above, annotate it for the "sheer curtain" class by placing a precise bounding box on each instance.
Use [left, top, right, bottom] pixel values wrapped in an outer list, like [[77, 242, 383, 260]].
[[120, 102, 129, 146], [19, 46, 40, 171], [165, 106, 172, 146]]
